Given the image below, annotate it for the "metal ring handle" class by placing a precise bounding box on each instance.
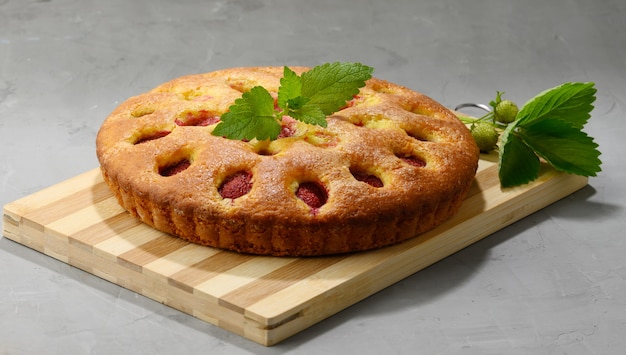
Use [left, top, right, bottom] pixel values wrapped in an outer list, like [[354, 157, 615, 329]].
[[454, 103, 492, 112]]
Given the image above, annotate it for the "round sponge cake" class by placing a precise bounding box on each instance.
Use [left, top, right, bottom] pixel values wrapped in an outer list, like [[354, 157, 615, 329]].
[[96, 66, 479, 256]]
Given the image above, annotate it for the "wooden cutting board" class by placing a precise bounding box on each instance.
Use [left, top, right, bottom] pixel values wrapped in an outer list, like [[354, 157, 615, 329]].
[[2, 152, 588, 346]]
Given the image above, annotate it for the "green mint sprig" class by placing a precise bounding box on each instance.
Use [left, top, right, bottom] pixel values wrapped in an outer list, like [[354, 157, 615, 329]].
[[460, 82, 601, 188], [212, 62, 374, 141]]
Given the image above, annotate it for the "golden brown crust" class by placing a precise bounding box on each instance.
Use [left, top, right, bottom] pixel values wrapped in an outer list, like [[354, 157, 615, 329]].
[[96, 66, 479, 256]]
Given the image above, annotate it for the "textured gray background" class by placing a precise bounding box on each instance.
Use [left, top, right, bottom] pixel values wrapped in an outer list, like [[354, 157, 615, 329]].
[[1, 0, 625, 354]]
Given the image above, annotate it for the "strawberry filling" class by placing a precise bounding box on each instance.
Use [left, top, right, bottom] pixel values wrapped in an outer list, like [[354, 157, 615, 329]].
[[296, 182, 327, 209], [400, 156, 426, 167], [219, 171, 253, 199], [135, 131, 171, 144], [352, 171, 383, 187], [278, 117, 297, 138], [159, 159, 191, 177], [273, 96, 280, 110], [175, 110, 220, 126], [191, 95, 213, 102], [341, 95, 362, 110]]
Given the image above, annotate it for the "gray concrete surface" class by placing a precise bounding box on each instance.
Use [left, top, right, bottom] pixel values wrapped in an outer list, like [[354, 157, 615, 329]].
[[1, 0, 625, 354]]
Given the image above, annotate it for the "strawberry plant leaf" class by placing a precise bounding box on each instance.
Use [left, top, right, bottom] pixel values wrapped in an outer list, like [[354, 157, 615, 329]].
[[517, 82, 596, 129], [498, 123, 541, 188], [518, 119, 602, 176], [479, 82, 603, 187]]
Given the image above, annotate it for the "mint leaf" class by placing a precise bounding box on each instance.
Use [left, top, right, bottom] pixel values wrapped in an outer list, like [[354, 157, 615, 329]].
[[288, 104, 327, 126], [277, 66, 303, 109], [286, 96, 310, 110], [498, 123, 541, 187], [518, 119, 602, 176], [212, 86, 280, 140], [214, 62, 373, 141], [517, 82, 596, 129], [301, 62, 373, 115]]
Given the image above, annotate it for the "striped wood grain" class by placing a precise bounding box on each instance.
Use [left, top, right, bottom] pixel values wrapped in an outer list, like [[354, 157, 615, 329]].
[[2, 155, 589, 346]]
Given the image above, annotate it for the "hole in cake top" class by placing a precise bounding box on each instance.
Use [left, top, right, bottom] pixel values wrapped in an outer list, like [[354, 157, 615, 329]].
[[397, 154, 427, 168], [134, 130, 171, 144], [406, 129, 431, 142], [296, 181, 328, 209], [175, 110, 220, 127], [219, 171, 253, 199], [341, 112, 390, 129], [131, 106, 156, 118], [227, 78, 257, 93], [369, 82, 398, 94], [405, 102, 448, 121], [257, 148, 274, 156], [350, 168, 384, 188], [181, 89, 213, 101], [250, 140, 278, 156], [303, 130, 339, 148], [159, 159, 191, 177]]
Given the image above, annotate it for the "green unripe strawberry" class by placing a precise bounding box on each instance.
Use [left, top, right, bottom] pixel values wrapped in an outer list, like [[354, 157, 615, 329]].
[[494, 99, 519, 124], [471, 122, 499, 152]]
